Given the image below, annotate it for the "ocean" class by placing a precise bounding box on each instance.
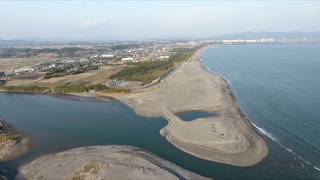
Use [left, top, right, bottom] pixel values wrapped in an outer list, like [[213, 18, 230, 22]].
[[0, 44, 320, 179], [202, 43, 320, 179]]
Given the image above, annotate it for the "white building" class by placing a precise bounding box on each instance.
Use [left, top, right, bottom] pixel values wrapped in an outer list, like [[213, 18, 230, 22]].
[[246, 40, 258, 43], [14, 67, 34, 74], [222, 39, 246, 44], [157, 56, 170, 60], [260, 38, 275, 43], [121, 57, 135, 62], [101, 54, 114, 58], [49, 64, 56, 68]]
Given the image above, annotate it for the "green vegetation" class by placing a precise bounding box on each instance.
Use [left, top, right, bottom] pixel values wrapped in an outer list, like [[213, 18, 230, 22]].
[[88, 84, 130, 93], [53, 85, 89, 94], [72, 162, 101, 180], [82, 162, 101, 174], [45, 64, 98, 79], [0, 84, 129, 94], [110, 60, 173, 84], [169, 47, 198, 63], [53, 84, 130, 94], [0, 134, 20, 143], [109, 47, 199, 84], [0, 47, 82, 58], [0, 86, 49, 93], [44, 68, 66, 79], [110, 44, 141, 50]]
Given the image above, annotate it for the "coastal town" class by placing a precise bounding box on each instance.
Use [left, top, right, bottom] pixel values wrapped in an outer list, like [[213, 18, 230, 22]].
[[0, 41, 200, 90], [0, 42, 176, 77], [0, 37, 295, 86]]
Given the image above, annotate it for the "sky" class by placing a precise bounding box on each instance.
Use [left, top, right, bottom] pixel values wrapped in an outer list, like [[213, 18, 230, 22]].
[[0, 1, 320, 41]]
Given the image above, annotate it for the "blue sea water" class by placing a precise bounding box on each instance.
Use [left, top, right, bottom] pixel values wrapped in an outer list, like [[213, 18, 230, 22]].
[[203, 43, 320, 178], [0, 44, 320, 179]]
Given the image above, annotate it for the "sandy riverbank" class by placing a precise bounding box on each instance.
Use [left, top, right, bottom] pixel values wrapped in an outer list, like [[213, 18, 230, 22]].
[[0, 118, 31, 163], [114, 46, 268, 166], [17, 145, 210, 180]]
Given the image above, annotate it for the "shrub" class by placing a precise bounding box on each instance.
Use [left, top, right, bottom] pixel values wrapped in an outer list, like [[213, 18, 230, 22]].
[[0, 86, 49, 93]]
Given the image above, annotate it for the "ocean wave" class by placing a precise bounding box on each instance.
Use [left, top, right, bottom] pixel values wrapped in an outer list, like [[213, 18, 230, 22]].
[[205, 65, 212, 72], [251, 123, 280, 143], [203, 64, 232, 86], [222, 76, 232, 85], [251, 123, 320, 172]]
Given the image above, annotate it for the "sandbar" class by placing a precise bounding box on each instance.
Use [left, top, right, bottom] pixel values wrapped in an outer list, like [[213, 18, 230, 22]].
[[17, 145, 210, 180], [114, 46, 268, 166]]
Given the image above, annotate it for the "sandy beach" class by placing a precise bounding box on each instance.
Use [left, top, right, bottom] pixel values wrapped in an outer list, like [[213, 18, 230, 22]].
[[17, 145, 210, 180], [115, 46, 268, 166]]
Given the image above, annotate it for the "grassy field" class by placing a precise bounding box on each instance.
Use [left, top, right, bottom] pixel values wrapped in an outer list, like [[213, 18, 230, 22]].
[[0, 56, 56, 72], [0, 65, 130, 94], [0, 84, 130, 94], [0, 85, 49, 93], [53, 84, 130, 94], [110, 60, 173, 84]]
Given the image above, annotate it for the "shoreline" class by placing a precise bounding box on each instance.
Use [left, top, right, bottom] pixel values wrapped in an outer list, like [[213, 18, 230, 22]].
[[114, 45, 268, 166], [0, 45, 268, 167], [198, 57, 266, 141], [0, 118, 32, 163]]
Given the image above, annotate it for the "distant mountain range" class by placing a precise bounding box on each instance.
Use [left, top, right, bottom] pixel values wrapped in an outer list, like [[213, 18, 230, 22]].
[[212, 31, 320, 40]]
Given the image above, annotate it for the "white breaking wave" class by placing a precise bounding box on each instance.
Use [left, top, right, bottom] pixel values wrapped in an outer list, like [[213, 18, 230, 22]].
[[203, 65, 233, 85], [205, 66, 212, 72], [251, 123, 320, 172], [251, 123, 280, 143], [223, 76, 232, 86]]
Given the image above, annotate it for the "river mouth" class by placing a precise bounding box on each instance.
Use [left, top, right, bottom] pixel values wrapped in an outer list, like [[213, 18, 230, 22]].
[[0, 92, 319, 180], [0, 93, 170, 179]]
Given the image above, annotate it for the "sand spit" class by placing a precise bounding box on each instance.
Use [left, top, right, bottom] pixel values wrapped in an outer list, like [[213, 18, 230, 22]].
[[16, 145, 211, 180], [0, 118, 31, 163], [115, 46, 268, 166]]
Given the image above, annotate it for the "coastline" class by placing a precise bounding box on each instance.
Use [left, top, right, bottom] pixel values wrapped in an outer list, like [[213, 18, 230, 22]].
[[0, 45, 268, 167], [198, 58, 266, 140], [114, 45, 268, 166]]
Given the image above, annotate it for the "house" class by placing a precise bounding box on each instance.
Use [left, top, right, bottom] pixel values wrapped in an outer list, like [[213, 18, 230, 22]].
[[14, 67, 34, 75], [157, 56, 170, 60], [121, 57, 135, 62], [101, 54, 114, 58]]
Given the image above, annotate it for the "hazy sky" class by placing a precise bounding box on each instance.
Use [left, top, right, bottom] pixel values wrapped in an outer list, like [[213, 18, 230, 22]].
[[0, 1, 320, 41]]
